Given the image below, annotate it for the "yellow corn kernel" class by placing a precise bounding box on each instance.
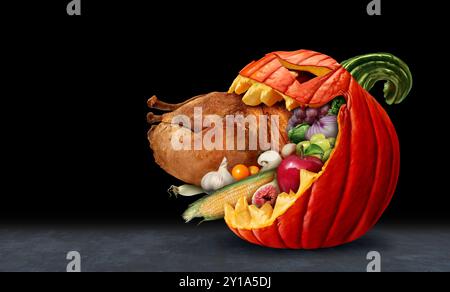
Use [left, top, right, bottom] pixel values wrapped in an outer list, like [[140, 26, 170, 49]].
[[193, 172, 274, 219]]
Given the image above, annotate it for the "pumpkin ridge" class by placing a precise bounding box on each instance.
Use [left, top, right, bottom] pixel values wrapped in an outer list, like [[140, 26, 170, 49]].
[[276, 219, 288, 248], [254, 224, 287, 248], [288, 73, 327, 105], [281, 51, 322, 65], [305, 67, 344, 105], [347, 86, 383, 237], [301, 51, 331, 65], [371, 96, 400, 221], [318, 105, 354, 246], [324, 81, 379, 245], [249, 58, 281, 83], [274, 49, 314, 60], [230, 226, 245, 240], [238, 229, 263, 246], [343, 83, 380, 241], [262, 66, 295, 88], [349, 88, 397, 239], [250, 228, 264, 246], [310, 67, 350, 106], [274, 217, 289, 248], [371, 96, 399, 212], [240, 54, 275, 76], [296, 188, 313, 249], [309, 54, 332, 63], [299, 54, 333, 67], [277, 187, 312, 249]]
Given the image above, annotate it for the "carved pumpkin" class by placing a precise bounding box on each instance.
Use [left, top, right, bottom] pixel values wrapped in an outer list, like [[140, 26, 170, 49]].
[[224, 50, 412, 248]]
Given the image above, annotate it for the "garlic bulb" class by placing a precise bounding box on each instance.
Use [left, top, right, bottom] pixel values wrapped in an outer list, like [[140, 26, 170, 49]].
[[201, 157, 235, 192], [258, 150, 282, 172]]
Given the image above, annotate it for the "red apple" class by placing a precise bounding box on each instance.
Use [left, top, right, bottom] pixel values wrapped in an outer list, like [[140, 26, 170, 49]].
[[277, 155, 323, 193]]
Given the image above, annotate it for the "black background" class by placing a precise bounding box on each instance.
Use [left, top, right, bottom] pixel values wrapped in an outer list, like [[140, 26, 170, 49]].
[[2, 1, 448, 222]]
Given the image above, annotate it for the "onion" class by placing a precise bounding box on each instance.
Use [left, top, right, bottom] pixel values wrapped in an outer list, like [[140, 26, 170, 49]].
[[319, 104, 331, 117], [306, 108, 318, 118], [200, 157, 235, 192], [294, 108, 306, 120], [305, 115, 338, 140]]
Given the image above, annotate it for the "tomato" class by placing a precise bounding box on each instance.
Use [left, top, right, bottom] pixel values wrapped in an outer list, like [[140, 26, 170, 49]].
[[231, 164, 250, 181], [248, 166, 260, 175]]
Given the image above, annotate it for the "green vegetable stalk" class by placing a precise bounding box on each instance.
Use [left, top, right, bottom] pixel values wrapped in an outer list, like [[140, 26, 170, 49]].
[[328, 96, 346, 115]]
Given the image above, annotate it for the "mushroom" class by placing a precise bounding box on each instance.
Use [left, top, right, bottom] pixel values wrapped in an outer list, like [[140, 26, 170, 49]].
[[257, 150, 282, 172]]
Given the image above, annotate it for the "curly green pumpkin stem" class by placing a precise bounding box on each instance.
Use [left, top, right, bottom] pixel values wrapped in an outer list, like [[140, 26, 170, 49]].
[[341, 53, 413, 105]]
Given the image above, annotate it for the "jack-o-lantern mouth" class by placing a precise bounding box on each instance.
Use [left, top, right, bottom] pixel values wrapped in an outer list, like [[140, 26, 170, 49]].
[[224, 103, 345, 230], [224, 54, 345, 230]]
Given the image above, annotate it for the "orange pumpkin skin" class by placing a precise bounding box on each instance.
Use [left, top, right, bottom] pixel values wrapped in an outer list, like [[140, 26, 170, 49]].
[[227, 50, 400, 249]]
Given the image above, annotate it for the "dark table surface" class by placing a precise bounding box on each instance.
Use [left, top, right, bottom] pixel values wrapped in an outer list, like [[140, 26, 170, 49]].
[[0, 220, 449, 272]]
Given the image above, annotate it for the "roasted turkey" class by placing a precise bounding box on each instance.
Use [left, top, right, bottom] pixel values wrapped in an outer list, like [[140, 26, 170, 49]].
[[147, 91, 290, 185]]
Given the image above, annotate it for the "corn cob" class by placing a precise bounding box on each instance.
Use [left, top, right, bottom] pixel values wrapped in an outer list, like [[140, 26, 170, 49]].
[[182, 170, 275, 222]]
